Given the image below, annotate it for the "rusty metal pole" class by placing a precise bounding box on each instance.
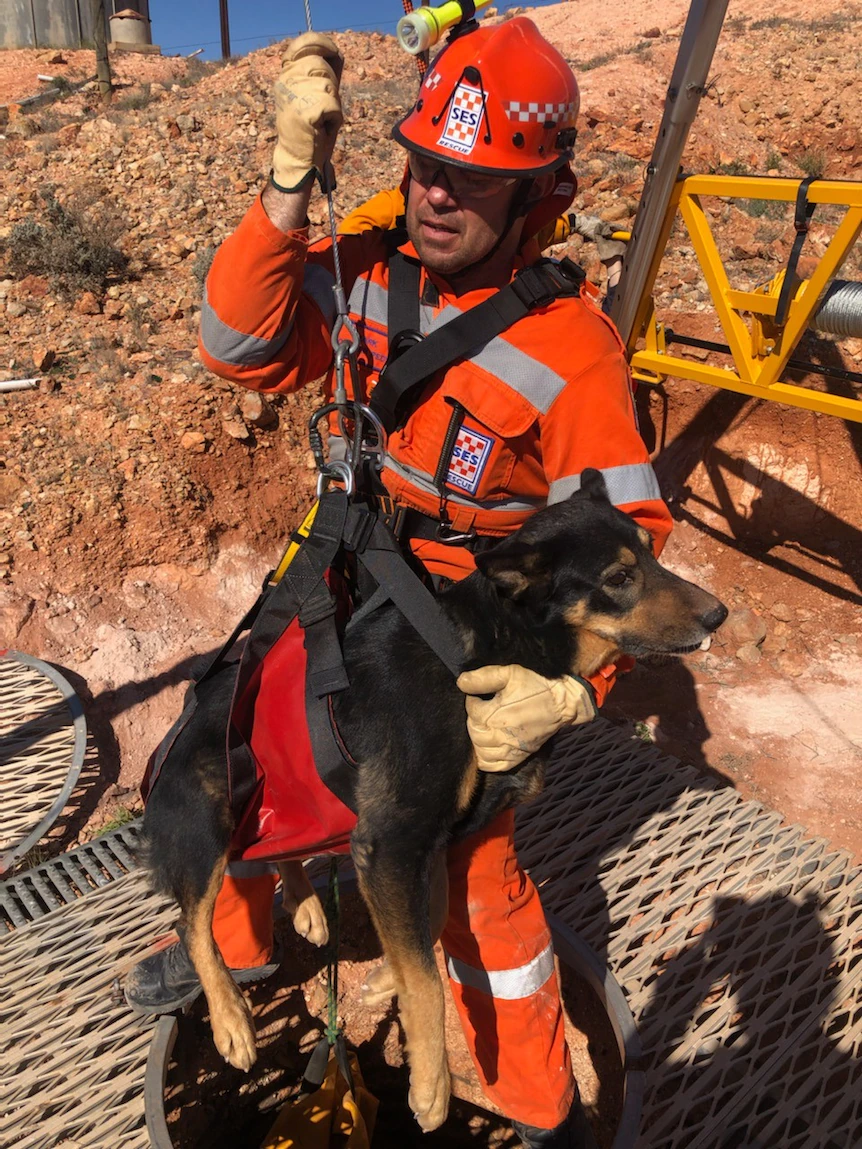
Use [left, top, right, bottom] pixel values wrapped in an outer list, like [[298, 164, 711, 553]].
[[91, 0, 113, 103], [219, 0, 231, 59], [609, 0, 728, 350]]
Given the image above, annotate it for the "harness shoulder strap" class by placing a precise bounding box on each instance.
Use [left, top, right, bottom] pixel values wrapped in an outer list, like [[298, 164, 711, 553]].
[[354, 515, 464, 677], [386, 229, 422, 348], [308, 505, 465, 814], [370, 257, 585, 434]]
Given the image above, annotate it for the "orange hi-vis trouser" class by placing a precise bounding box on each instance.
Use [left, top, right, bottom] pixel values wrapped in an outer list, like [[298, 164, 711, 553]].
[[213, 809, 574, 1130]]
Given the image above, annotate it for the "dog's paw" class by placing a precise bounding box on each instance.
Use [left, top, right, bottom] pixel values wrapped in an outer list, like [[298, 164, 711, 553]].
[[211, 993, 257, 1072], [408, 1063, 451, 1132], [290, 896, 329, 947], [360, 960, 396, 1007]]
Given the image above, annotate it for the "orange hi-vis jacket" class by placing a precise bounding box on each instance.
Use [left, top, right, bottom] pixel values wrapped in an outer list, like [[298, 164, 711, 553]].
[[200, 193, 671, 595]]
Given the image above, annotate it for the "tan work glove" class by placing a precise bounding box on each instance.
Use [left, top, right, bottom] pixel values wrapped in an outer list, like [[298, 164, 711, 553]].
[[569, 212, 628, 261], [272, 32, 344, 192], [457, 664, 597, 773]]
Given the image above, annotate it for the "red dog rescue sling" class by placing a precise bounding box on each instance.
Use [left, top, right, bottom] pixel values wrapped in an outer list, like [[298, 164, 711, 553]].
[[141, 490, 464, 864]]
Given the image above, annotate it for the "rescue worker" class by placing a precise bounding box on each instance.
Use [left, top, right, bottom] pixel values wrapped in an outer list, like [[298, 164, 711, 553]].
[[126, 18, 672, 1147]]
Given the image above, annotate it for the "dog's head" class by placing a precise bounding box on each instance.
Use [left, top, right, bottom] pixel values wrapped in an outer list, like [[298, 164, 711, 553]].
[[475, 469, 728, 677]]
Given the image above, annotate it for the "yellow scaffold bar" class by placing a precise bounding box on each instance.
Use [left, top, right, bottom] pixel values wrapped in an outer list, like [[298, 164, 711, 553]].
[[629, 175, 862, 422]]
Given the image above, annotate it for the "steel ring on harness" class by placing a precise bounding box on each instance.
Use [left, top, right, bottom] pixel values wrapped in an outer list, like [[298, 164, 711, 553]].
[[353, 404, 388, 462], [316, 459, 355, 498]]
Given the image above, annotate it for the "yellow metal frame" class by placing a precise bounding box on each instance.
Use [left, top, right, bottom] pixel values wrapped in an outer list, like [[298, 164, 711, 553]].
[[628, 175, 862, 422]]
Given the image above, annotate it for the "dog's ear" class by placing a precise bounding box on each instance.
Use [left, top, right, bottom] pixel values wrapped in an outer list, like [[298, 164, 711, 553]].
[[579, 468, 609, 502], [476, 541, 551, 601]]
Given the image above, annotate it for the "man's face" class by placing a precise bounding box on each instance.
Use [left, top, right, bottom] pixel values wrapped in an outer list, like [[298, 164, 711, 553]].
[[404, 152, 523, 278]]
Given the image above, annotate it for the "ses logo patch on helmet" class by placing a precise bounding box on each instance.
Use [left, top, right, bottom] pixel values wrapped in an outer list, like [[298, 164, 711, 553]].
[[438, 80, 485, 156]]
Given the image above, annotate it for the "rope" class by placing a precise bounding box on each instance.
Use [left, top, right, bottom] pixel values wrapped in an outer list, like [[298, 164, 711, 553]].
[[324, 857, 342, 1045], [303, 0, 313, 31]]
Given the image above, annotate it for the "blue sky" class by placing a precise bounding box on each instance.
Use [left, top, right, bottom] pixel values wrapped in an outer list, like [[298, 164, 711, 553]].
[[148, 0, 558, 59]]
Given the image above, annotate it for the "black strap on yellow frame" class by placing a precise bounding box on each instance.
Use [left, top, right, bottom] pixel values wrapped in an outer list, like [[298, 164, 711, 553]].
[[774, 176, 816, 328]]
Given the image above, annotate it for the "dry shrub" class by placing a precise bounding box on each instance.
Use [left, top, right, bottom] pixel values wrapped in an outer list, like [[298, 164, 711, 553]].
[[3, 186, 129, 298]]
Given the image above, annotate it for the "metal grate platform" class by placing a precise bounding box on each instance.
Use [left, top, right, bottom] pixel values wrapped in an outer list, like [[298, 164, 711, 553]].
[[0, 821, 142, 933], [1, 719, 861, 1148], [0, 853, 175, 1149], [0, 650, 87, 876], [517, 722, 862, 1148]]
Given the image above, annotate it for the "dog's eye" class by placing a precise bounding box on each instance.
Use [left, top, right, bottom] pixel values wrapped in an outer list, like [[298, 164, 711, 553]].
[[605, 570, 630, 587]]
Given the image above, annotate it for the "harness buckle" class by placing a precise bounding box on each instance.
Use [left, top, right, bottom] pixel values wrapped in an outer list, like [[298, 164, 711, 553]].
[[435, 521, 478, 546], [511, 265, 558, 310], [377, 496, 407, 540], [511, 260, 582, 311]]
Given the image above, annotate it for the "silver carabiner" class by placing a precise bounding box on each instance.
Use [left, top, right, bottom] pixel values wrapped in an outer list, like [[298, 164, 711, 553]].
[[316, 459, 355, 498], [355, 404, 388, 460], [436, 523, 478, 546], [332, 340, 352, 410]]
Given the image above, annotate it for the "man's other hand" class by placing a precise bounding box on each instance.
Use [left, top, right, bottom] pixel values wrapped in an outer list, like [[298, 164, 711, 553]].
[[457, 664, 597, 773]]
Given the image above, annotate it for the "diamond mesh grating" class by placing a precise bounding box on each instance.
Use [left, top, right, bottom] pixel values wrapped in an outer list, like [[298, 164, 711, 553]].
[[1, 718, 861, 1147], [0, 651, 87, 873], [0, 866, 175, 1149], [517, 721, 862, 1148]]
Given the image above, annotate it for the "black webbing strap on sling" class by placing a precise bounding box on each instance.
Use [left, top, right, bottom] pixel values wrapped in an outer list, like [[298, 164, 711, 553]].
[[370, 251, 585, 435], [227, 490, 351, 812], [304, 501, 465, 811], [774, 176, 816, 328], [355, 513, 465, 676]]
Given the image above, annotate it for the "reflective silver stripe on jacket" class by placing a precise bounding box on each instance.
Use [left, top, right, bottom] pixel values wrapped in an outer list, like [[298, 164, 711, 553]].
[[428, 305, 567, 414], [347, 274, 440, 333], [383, 453, 543, 514], [303, 263, 337, 326], [201, 284, 294, 366], [348, 280, 567, 413], [328, 436, 349, 462], [548, 462, 663, 507], [200, 263, 335, 367], [446, 941, 556, 1000], [348, 276, 387, 327]]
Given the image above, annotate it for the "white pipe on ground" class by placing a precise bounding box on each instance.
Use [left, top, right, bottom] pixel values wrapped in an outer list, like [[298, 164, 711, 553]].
[[0, 378, 39, 393]]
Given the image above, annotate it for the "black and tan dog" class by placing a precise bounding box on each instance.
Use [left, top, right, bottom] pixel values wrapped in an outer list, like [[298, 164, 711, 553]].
[[139, 469, 726, 1131]]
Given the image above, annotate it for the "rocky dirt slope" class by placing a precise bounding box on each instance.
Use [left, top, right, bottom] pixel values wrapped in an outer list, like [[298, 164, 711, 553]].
[[1, 0, 861, 857]]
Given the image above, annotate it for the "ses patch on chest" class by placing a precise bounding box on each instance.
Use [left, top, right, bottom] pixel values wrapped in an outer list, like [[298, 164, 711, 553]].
[[447, 425, 495, 495]]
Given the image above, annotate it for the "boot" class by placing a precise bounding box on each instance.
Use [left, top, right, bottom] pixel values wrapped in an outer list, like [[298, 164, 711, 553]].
[[512, 1094, 600, 1149], [123, 926, 280, 1015]]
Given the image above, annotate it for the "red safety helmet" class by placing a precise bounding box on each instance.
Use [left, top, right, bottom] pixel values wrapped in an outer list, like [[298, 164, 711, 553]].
[[393, 17, 579, 179]]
